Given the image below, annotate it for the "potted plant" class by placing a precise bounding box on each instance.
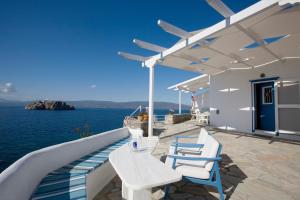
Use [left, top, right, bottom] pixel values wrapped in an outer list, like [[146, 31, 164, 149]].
[[137, 112, 146, 121]]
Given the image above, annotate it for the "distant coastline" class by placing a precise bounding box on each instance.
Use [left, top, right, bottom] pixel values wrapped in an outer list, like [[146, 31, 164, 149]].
[[0, 99, 190, 110]]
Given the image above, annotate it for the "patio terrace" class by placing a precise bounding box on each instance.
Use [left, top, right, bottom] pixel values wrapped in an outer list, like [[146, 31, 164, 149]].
[[95, 123, 300, 200]]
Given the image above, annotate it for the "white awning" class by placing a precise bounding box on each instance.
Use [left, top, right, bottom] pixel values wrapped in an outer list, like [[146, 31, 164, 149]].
[[143, 0, 300, 75], [168, 74, 209, 93]]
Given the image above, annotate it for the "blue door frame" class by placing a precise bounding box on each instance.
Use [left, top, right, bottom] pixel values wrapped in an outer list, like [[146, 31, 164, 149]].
[[250, 77, 279, 132]]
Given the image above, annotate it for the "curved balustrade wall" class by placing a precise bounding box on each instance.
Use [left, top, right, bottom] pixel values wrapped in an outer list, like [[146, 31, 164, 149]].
[[0, 127, 129, 200]]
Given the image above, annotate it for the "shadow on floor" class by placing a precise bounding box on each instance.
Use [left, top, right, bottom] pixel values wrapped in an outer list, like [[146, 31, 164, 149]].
[[153, 128, 167, 137], [220, 154, 247, 199], [159, 153, 247, 200]]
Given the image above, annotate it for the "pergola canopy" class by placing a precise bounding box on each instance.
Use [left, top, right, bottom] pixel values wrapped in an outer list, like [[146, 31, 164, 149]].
[[168, 74, 209, 93], [139, 0, 300, 75], [118, 0, 300, 137]]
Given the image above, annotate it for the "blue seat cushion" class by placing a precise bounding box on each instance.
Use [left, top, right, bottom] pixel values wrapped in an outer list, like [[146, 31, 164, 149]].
[[31, 137, 128, 200]]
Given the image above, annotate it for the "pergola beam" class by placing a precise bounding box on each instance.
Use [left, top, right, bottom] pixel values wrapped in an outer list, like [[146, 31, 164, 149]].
[[206, 0, 234, 18], [157, 20, 190, 38], [118, 51, 148, 62], [133, 39, 167, 53], [168, 74, 208, 90], [206, 0, 282, 61]]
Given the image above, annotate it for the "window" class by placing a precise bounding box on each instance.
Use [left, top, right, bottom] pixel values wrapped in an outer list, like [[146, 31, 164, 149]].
[[278, 80, 300, 104], [262, 86, 273, 104]]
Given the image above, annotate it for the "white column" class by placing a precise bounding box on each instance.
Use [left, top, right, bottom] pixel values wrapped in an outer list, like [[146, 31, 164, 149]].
[[178, 90, 182, 114], [148, 65, 154, 137]]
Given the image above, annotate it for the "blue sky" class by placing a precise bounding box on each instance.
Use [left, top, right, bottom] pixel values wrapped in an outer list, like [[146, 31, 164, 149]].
[[0, 0, 258, 104]]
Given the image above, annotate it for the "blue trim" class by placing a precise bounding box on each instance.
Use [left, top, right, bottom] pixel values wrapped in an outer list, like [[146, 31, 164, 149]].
[[250, 77, 279, 132], [171, 142, 204, 148], [165, 144, 224, 200], [250, 78, 278, 132], [168, 155, 221, 161], [251, 84, 254, 132], [249, 77, 279, 83]]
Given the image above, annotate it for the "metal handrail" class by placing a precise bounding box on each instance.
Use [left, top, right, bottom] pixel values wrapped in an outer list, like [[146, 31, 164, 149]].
[[129, 105, 142, 117]]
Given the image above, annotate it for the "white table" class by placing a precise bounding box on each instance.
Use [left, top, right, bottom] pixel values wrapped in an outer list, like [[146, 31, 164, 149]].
[[109, 137, 182, 200]]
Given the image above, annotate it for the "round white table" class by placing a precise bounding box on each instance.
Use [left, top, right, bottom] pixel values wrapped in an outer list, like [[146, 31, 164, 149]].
[[109, 137, 182, 200]]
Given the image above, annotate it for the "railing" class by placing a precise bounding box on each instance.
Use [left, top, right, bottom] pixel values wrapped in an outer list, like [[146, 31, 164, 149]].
[[129, 105, 143, 117], [154, 115, 165, 122]]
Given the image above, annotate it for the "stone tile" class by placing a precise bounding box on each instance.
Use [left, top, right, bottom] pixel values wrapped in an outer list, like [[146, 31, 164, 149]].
[[188, 197, 207, 200], [107, 190, 122, 200], [169, 192, 194, 199], [100, 182, 115, 195], [180, 185, 207, 196], [95, 197, 110, 200], [168, 185, 177, 194], [94, 126, 300, 200]]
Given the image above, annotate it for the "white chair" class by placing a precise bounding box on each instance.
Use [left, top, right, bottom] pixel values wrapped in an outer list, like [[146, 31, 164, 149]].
[[165, 128, 209, 168], [165, 134, 224, 200]]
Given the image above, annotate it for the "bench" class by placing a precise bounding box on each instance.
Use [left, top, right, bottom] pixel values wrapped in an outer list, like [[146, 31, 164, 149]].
[[31, 138, 128, 200]]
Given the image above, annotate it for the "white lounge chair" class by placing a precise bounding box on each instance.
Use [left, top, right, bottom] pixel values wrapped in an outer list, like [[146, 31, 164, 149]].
[[165, 134, 224, 200], [165, 128, 209, 168]]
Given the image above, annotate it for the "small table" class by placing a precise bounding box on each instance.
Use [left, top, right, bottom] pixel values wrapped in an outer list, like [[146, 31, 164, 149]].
[[109, 137, 182, 200]]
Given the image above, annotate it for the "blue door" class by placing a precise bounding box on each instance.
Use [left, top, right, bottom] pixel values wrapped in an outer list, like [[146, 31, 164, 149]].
[[255, 82, 275, 131]]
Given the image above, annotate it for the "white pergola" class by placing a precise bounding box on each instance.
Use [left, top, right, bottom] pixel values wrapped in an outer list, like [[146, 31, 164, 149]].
[[168, 74, 210, 93], [119, 0, 300, 136], [167, 74, 210, 114]]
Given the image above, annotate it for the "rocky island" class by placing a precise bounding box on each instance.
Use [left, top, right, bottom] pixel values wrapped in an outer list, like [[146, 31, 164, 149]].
[[25, 101, 75, 110]]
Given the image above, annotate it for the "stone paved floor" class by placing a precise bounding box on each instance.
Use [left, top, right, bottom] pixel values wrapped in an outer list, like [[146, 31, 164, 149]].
[[95, 127, 300, 200], [153, 120, 200, 138]]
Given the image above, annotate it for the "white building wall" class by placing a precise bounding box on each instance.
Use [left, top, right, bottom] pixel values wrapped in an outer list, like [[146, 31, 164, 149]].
[[209, 59, 300, 133]]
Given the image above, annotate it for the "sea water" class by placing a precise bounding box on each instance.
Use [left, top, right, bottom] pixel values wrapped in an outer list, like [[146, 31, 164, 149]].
[[0, 106, 176, 172]]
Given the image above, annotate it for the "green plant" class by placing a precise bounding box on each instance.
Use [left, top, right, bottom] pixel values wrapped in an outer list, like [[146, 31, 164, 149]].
[[74, 123, 92, 138]]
